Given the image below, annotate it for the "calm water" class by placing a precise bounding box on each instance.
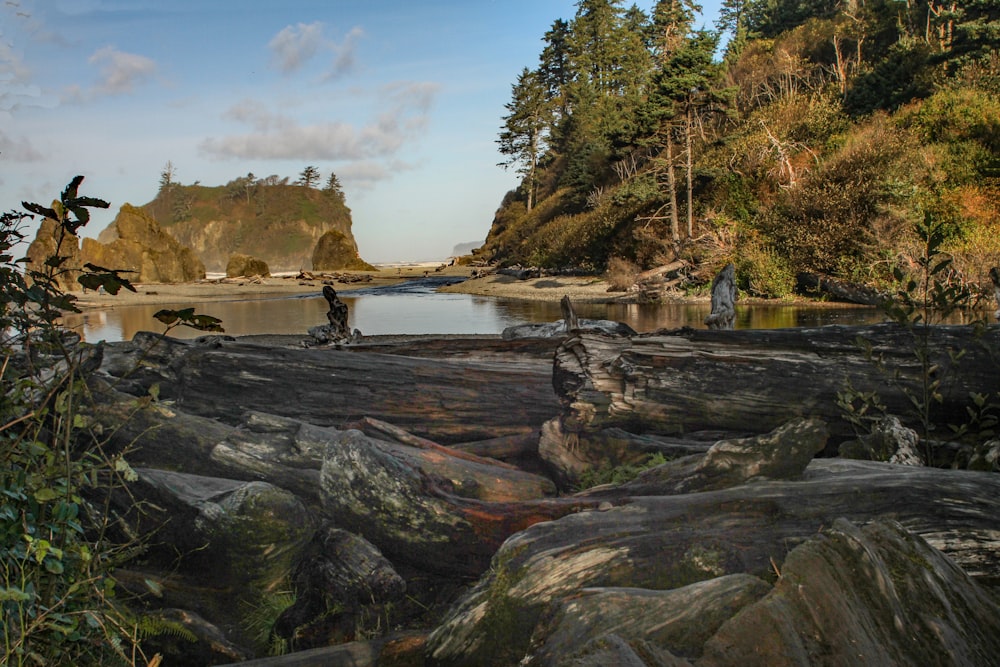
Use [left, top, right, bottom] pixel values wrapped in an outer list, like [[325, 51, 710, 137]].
[[62, 278, 887, 343]]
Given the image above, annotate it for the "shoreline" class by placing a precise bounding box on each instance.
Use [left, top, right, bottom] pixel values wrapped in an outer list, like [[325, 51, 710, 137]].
[[71, 266, 638, 310], [71, 267, 879, 312]]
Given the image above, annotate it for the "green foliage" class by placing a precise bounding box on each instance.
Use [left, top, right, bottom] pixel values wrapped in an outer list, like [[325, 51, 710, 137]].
[[2, 177, 224, 665], [574, 452, 669, 490], [483, 0, 1000, 292], [2, 178, 141, 665], [838, 211, 992, 466], [152, 308, 224, 333], [241, 590, 295, 657], [735, 238, 795, 298]]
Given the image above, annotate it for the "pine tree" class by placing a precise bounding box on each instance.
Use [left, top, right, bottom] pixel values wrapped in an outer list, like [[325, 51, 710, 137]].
[[297, 165, 321, 188], [539, 18, 573, 118], [651, 0, 700, 62], [569, 0, 626, 95], [498, 68, 551, 211], [324, 172, 346, 202]]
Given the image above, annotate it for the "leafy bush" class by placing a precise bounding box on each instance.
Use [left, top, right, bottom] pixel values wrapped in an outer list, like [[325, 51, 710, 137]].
[[605, 257, 641, 292], [735, 238, 795, 298], [2, 177, 221, 665]]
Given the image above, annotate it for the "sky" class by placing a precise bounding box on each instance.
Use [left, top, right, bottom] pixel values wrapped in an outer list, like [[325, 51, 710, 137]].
[[2, 0, 722, 263]]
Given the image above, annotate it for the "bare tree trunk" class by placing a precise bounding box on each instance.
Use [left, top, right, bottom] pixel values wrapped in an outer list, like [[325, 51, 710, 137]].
[[685, 106, 694, 239], [666, 129, 679, 242]]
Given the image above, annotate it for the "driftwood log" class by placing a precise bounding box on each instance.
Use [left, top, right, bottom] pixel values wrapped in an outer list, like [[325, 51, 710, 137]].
[[100, 333, 560, 443], [427, 458, 1000, 666], [797, 271, 887, 305], [80, 329, 1000, 666], [552, 324, 1000, 442]]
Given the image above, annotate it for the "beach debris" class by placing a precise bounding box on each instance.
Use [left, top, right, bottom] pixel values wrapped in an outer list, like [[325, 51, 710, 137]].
[[308, 284, 360, 345]]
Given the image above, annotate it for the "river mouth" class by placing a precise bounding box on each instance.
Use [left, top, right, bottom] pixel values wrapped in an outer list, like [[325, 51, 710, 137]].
[[60, 278, 887, 343]]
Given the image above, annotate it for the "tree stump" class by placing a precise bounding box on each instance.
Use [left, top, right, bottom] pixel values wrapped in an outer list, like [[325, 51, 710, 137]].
[[704, 263, 736, 330]]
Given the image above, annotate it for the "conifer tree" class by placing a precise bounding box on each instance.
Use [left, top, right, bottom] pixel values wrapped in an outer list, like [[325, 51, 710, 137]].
[[324, 172, 346, 202], [297, 165, 321, 188], [498, 68, 551, 211]]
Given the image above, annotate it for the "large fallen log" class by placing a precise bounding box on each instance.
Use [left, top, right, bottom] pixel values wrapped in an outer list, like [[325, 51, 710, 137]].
[[552, 324, 1000, 442], [100, 334, 561, 443]]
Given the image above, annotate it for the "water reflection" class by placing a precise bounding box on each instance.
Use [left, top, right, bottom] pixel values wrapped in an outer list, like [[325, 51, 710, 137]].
[[61, 291, 886, 343]]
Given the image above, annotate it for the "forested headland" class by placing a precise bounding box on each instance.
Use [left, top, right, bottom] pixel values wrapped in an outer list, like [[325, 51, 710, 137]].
[[483, 0, 999, 298]]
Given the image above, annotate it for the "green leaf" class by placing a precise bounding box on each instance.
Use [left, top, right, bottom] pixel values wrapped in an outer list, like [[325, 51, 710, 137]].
[[153, 309, 180, 325], [34, 487, 60, 502]]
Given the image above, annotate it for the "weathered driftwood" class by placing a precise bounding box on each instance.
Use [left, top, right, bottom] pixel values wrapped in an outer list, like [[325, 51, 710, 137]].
[[308, 285, 358, 344], [635, 259, 688, 284], [704, 262, 736, 329], [90, 385, 558, 509], [523, 519, 1000, 667], [551, 324, 1000, 443], [99, 334, 561, 443], [323, 284, 350, 335], [576, 417, 829, 496], [346, 415, 520, 471], [426, 459, 1000, 665], [797, 271, 887, 306], [274, 525, 406, 650], [560, 294, 579, 331], [450, 431, 542, 461], [319, 429, 610, 575]]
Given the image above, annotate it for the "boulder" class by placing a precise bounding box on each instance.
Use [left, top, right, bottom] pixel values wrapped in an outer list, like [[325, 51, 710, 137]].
[[226, 253, 271, 278], [24, 216, 84, 292], [312, 229, 376, 271], [83, 203, 205, 283]]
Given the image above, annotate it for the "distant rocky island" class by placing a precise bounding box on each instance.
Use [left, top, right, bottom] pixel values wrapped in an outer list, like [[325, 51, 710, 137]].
[[27, 173, 375, 284], [144, 174, 373, 273]]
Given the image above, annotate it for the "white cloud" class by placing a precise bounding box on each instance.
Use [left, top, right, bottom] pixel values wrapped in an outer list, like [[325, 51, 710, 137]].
[[198, 81, 440, 181], [269, 22, 364, 81], [0, 129, 43, 162], [322, 26, 364, 82], [88, 46, 157, 94], [0, 39, 31, 85], [268, 21, 325, 73]]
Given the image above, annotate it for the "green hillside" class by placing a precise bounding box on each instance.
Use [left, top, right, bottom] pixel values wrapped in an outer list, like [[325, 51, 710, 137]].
[[483, 0, 1000, 297], [141, 169, 366, 272]]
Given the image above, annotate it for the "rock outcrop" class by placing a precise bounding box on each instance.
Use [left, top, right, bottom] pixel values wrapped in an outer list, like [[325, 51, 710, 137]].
[[143, 182, 371, 272], [225, 253, 270, 278], [83, 204, 205, 283], [24, 217, 84, 292], [312, 229, 376, 271]]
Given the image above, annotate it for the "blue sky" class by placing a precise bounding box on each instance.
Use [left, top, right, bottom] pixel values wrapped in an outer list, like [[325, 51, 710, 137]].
[[2, 0, 721, 263]]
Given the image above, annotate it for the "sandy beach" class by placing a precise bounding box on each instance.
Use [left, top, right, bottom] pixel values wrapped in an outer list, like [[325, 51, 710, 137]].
[[72, 264, 631, 309]]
